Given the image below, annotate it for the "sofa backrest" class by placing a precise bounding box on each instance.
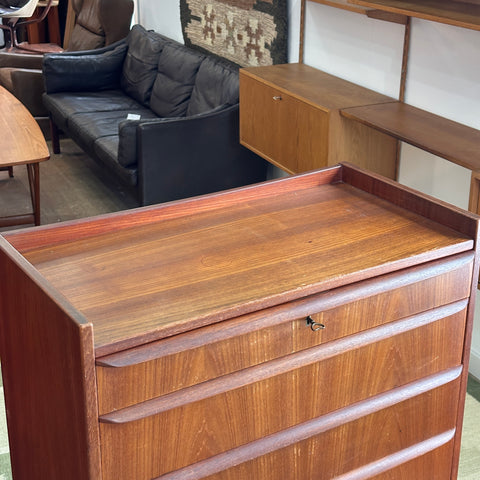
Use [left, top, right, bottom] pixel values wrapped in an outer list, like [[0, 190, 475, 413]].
[[186, 56, 240, 116], [120, 25, 240, 117], [149, 42, 205, 117], [120, 26, 167, 105]]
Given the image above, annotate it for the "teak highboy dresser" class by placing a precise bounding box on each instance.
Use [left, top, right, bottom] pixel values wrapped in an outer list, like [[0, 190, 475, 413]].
[[0, 164, 478, 479]]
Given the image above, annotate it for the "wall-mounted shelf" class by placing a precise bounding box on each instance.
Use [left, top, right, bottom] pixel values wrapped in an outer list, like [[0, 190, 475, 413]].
[[350, 0, 480, 31], [309, 0, 408, 23], [309, 0, 370, 15], [341, 102, 480, 172]]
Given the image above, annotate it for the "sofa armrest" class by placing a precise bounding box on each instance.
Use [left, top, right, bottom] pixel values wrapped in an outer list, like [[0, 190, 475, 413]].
[[11, 69, 47, 117], [43, 40, 128, 94], [134, 104, 268, 205], [117, 106, 228, 169], [0, 51, 43, 70]]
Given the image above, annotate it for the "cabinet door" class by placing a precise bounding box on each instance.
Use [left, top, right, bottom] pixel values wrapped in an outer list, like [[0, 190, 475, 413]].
[[240, 74, 328, 174]]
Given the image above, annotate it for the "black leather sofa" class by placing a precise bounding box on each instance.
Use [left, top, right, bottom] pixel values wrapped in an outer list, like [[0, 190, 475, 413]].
[[42, 25, 267, 206]]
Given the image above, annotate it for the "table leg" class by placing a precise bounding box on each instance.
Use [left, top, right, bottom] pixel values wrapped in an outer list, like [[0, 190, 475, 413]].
[[0, 166, 14, 177], [26, 163, 41, 226]]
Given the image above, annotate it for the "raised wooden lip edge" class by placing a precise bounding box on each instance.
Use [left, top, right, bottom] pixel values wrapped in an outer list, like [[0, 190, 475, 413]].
[[341, 163, 480, 239], [5, 162, 478, 253], [1, 165, 343, 252]]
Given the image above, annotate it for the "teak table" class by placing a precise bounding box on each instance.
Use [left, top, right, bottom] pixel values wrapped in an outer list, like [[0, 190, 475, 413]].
[[0, 163, 478, 479], [0, 86, 49, 227]]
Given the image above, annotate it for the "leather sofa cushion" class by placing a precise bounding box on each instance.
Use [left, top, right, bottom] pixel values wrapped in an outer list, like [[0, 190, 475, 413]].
[[43, 90, 142, 131], [117, 115, 161, 168], [187, 57, 239, 116], [68, 109, 154, 150], [94, 136, 138, 187], [121, 25, 166, 106], [43, 43, 128, 94], [44, 90, 142, 118], [149, 42, 204, 118]]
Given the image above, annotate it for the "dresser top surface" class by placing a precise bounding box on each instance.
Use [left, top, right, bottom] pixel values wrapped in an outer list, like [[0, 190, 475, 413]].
[[2, 165, 476, 355]]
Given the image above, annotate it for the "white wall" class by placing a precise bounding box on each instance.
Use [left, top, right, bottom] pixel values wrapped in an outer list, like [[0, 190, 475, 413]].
[[137, 0, 480, 379], [138, 0, 183, 42]]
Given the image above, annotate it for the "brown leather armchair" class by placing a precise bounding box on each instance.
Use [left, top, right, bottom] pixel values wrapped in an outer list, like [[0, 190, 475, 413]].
[[0, 0, 133, 123], [67, 0, 134, 50]]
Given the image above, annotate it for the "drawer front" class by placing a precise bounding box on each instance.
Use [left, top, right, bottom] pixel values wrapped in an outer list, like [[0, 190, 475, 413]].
[[98, 305, 466, 480], [239, 73, 328, 173], [96, 253, 473, 414], [152, 379, 459, 480]]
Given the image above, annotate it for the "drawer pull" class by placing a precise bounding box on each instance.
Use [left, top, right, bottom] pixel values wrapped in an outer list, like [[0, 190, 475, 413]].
[[306, 316, 325, 331], [273, 95, 282, 101]]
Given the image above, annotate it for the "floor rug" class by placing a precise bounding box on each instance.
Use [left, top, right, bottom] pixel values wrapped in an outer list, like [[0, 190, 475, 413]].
[[180, 0, 288, 67]]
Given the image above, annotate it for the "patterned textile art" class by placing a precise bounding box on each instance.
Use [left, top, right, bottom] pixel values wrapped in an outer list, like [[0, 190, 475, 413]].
[[180, 0, 288, 67]]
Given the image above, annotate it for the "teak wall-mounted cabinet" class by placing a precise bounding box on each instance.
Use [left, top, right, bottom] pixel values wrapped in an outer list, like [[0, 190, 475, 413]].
[[240, 63, 398, 179], [0, 164, 478, 479], [240, 62, 480, 219]]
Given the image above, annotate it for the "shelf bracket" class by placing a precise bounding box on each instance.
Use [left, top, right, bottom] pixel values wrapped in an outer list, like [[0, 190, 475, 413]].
[[366, 9, 409, 24]]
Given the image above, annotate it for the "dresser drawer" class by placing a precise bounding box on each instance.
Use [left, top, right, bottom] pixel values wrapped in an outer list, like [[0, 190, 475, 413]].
[[239, 73, 328, 173], [98, 302, 466, 480], [96, 253, 473, 415], [144, 374, 460, 480]]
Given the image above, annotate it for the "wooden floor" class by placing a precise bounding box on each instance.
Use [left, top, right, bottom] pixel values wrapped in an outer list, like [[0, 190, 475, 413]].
[[0, 139, 138, 233]]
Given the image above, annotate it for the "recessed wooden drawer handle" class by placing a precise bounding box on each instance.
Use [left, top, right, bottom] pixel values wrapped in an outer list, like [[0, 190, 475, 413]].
[[306, 316, 325, 331], [273, 95, 282, 101]]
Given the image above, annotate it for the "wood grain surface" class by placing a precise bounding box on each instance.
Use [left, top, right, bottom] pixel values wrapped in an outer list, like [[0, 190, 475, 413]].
[[1, 163, 478, 480], [341, 102, 480, 171], [350, 0, 480, 30], [19, 171, 473, 355], [0, 86, 49, 167]]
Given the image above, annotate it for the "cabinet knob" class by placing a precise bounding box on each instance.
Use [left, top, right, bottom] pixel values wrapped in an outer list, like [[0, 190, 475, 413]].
[[306, 316, 325, 331], [273, 95, 282, 101]]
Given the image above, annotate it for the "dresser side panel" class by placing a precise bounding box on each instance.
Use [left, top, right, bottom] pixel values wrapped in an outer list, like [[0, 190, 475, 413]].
[[0, 241, 101, 480]]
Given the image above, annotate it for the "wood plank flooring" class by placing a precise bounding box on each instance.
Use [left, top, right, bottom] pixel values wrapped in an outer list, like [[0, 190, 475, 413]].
[[0, 139, 138, 233]]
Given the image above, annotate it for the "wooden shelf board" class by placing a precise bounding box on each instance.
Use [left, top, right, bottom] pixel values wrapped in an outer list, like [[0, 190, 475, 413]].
[[349, 0, 480, 31], [341, 102, 480, 172], [309, 0, 370, 15]]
